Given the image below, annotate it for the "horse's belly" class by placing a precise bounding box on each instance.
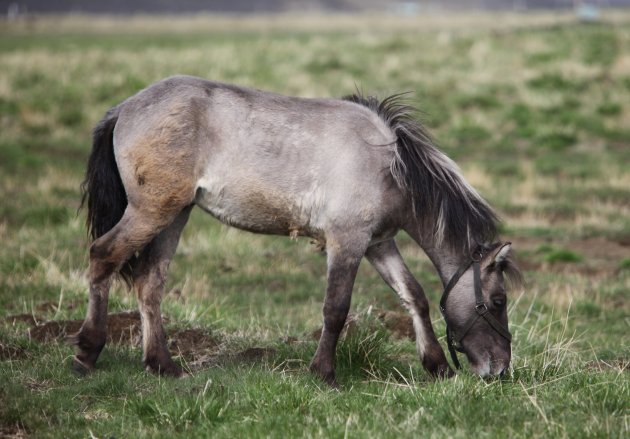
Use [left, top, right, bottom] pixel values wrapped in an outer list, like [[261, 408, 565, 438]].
[[194, 177, 321, 238]]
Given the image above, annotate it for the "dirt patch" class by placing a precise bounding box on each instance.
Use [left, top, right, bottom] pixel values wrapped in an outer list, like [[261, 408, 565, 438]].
[[169, 328, 220, 361], [510, 236, 630, 277], [0, 424, 29, 439], [569, 237, 630, 263], [184, 345, 278, 371], [28, 320, 82, 343], [3, 314, 44, 327], [585, 359, 629, 372], [0, 341, 28, 361], [378, 311, 414, 340], [23, 311, 222, 367], [233, 347, 278, 363], [28, 311, 142, 345]]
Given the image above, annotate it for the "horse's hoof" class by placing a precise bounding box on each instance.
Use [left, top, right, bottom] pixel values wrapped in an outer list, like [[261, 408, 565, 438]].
[[310, 364, 339, 388], [144, 359, 183, 377], [71, 356, 92, 377], [434, 363, 455, 379]]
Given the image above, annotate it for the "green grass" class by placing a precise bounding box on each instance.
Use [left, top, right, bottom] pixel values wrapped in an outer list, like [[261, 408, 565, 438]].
[[1, 12, 629, 438]]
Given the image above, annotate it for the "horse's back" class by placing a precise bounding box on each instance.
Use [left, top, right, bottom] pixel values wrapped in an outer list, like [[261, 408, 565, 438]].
[[112, 75, 406, 241]]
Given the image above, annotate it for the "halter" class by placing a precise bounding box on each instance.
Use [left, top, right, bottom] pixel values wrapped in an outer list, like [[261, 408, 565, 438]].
[[439, 246, 512, 369]]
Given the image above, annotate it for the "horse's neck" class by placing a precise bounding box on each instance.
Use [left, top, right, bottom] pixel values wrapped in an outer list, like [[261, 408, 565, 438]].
[[424, 246, 464, 288], [405, 226, 466, 288]]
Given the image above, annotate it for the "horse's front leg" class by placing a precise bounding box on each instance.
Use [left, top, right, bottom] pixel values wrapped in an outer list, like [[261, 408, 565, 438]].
[[366, 240, 453, 378], [310, 235, 367, 388]]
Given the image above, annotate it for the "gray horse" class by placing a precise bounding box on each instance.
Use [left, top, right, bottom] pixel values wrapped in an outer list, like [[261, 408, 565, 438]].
[[77, 75, 521, 386]]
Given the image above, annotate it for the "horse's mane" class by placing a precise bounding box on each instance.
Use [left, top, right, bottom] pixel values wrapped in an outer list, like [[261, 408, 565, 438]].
[[343, 92, 499, 254]]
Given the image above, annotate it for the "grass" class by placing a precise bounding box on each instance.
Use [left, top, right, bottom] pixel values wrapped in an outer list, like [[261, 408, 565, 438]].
[[1, 11, 629, 438]]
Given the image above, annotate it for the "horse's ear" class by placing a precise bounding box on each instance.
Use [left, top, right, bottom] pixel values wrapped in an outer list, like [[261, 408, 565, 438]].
[[490, 242, 524, 289], [494, 242, 512, 265]]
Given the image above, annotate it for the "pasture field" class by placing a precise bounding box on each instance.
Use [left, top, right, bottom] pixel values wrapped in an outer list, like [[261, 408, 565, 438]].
[[1, 11, 629, 438]]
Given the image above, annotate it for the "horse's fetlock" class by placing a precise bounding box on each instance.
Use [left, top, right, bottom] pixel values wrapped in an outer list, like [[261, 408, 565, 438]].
[[422, 345, 453, 378], [143, 355, 182, 377], [309, 359, 337, 387], [72, 328, 107, 372]]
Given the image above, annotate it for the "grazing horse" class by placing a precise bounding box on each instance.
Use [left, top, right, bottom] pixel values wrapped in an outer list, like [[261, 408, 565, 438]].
[[77, 75, 522, 386]]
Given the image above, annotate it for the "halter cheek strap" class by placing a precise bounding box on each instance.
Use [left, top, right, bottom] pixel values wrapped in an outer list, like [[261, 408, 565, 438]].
[[439, 249, 512, 370]]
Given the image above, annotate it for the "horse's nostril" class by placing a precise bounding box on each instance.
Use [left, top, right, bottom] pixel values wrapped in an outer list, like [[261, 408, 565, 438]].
[[498, 367, 507, 377]]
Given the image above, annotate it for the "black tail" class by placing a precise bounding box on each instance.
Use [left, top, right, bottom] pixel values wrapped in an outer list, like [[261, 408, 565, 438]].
[[80, 106, 133, 284]]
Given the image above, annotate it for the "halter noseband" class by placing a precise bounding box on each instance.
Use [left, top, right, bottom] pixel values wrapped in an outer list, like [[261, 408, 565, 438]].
[[439, 246, 512, 370]]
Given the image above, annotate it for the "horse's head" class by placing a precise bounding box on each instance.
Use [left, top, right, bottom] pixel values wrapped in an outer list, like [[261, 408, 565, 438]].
[[440, 242, 523, 377]]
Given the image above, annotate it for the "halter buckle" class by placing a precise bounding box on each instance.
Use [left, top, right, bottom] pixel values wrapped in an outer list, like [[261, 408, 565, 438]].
[[475, 303, 488, 315], [471, 250, 483, 262]]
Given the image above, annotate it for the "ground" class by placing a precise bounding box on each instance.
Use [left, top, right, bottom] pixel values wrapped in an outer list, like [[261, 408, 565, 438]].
[[0, 11, 629, 438]]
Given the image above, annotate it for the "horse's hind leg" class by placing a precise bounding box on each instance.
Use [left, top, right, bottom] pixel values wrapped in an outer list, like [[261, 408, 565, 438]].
[[73, 206, 182, 375], [132, 206, 192, 376], [310, 234, 369, 387], [365, 240, 453, 378]]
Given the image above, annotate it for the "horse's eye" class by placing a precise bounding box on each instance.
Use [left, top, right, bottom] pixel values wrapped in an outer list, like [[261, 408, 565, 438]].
[[492, 297, 506, 308]]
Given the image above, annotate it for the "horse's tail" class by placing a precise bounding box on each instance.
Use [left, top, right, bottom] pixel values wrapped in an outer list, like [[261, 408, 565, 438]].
[[80, 105, 133, 284]]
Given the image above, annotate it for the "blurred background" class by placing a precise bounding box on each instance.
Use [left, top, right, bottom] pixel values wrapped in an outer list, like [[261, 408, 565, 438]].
[[0, 2, 628, 437], [4, 0, 630, 14]]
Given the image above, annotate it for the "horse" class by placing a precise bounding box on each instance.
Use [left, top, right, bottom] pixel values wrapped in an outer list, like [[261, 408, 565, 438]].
[[76, 75, 522, 386]]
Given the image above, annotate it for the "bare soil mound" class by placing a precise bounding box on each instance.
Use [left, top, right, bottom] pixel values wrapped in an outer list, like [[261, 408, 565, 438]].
[[378, 310, 414, 340], [168, 328, 220, 362], [19, 311, 221, 364], [28, 311, 141, 345]]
